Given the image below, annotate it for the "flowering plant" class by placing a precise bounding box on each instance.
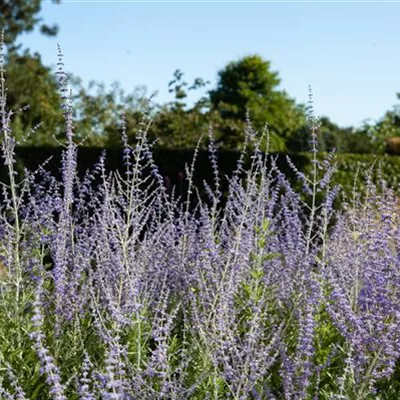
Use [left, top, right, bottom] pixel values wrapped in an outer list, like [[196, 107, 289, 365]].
[[0, 37, 399, 399]]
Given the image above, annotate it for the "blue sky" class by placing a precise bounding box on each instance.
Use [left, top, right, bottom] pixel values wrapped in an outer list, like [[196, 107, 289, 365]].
[[16, 0, 400, 128]]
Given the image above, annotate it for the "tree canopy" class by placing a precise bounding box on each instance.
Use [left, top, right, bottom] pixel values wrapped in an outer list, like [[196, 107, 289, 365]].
[[0, 0, 61, 49], [148, 69, 212, 148], [3, 50, 63, 145], [0, 0, 65, 145], [209, 55, 307, 151]]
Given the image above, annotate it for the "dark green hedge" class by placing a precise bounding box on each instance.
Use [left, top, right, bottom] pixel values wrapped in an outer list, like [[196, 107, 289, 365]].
[[320, 153, 400, 197], [1, 147, 400, 203]]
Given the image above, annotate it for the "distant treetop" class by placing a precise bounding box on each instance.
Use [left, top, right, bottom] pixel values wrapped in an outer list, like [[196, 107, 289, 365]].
[[0, 0, 61, 50]]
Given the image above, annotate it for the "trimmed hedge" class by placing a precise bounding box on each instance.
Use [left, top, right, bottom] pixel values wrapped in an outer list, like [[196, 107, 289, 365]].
[[2, 147, 400, 204]]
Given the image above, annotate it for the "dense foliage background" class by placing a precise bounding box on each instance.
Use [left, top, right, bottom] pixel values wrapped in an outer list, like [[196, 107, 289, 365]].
[[3, 0, 400, 155]]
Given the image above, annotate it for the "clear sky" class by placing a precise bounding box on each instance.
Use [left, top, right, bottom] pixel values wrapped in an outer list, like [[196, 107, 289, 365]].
[[15, 0, 400, 128]]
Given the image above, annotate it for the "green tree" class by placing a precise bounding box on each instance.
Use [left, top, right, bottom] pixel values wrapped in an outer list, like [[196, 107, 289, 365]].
[[356, 110, 400, 154], [150, 69, 212, 148], [0, 0, 64, 145], [69, 79, 154, 147], [1, 0, 61, 50], [3, 51, 148, 147], [209, 55, 306, 151], [350, 93, 400, 154], [4, 49, 64, 145]]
